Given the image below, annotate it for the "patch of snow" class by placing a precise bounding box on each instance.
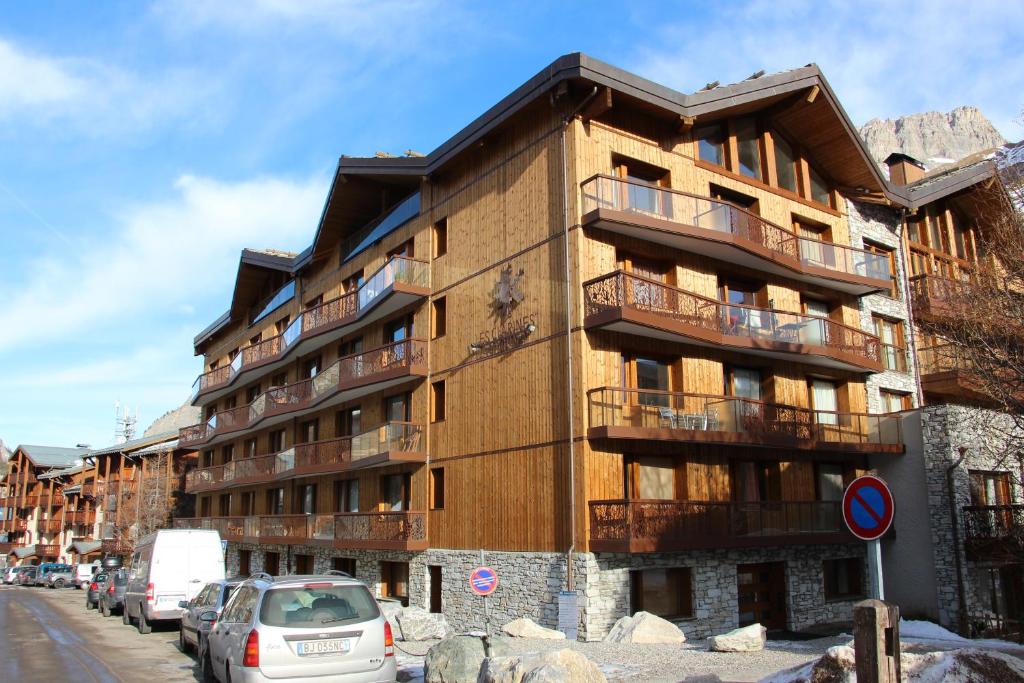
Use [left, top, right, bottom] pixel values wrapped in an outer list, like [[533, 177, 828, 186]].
[[899, 618, 968, 642]]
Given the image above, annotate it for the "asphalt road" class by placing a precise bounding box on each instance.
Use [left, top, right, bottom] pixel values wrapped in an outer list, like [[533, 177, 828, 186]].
[[0, 584, 201, 682]]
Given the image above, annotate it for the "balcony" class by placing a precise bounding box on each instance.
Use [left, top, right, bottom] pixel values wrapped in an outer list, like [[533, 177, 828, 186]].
[[175, 511, 427, 551], [963, 505, 1024, 561], [583, 271, 883, 372], [101, 539, 133, 555], [192, 256, 430, 404], [184, 422, 426, 493], [63, 510, 96, 526], [0, 542, 14, 555], [918, 344, 990, 402], [33, 544, 60, 558], [589, 499, 847, 552], [587, 387, 903, 453], [38, 519, 63, 534], [909, 274, 958, 320], [181, 339, 428, 448], [581, 175, 892, 295]]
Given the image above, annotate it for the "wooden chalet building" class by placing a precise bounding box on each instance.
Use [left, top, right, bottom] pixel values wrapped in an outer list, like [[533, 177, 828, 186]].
[[174, 53, 925, 639]]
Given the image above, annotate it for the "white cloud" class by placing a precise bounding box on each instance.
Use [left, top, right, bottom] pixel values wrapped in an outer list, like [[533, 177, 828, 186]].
[[629, 0, 1024, 139], [0, 171, 328, 352], [0, 36, 219, 133]]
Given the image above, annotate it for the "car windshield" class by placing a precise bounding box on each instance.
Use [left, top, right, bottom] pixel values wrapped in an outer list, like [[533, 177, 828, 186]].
[[259, 584, 380, 628], [94, 574, 108, 583]]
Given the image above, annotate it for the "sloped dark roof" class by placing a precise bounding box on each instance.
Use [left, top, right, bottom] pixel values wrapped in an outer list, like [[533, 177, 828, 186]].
[[896, 149, 1000, 209], [88, 431, 178, 458], [18, 445, 90, 469]]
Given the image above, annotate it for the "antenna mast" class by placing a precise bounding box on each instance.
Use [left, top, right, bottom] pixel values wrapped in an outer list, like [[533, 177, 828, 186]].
[[114, 401, 137, 443]]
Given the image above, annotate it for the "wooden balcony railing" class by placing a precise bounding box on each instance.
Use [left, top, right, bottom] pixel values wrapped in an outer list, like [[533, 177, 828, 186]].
[[63, 510, 96, 526], [189, 256, 430, 402], [918, 344, 971, 376], [182, 338, 428, 448], [909, 274, 959, 318], [587, 387, 903, 451], [101, 539, 133, 555], [37, 519, 63, 533], [175, 510, 427, 550], [581, 175, 892, 286], [583, 271, 881, 370], [33, 544, 59, 557], [185, 422, 426, 493], [962, 505, 1024, 560], [589, 499, 845, 552]]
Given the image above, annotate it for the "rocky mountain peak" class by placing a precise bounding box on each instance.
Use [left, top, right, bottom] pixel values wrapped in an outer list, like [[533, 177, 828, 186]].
[[860, 106, 1005, 168]]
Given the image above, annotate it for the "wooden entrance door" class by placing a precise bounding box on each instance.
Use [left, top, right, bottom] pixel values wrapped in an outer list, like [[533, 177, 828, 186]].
[[737, 562, 786, 630]]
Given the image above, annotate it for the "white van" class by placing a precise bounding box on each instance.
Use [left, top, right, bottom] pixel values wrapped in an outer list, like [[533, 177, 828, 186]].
[[123, 529, 225, 634]]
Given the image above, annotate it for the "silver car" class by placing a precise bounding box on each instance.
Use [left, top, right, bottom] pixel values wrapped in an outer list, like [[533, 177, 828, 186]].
[[179, 577, 243, 655], [203, 573, 395, 683]]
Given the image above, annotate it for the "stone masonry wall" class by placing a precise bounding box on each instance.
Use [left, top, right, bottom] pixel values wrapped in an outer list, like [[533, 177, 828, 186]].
[[917, 404, 1023, 630], [847, 200, 919, 412]]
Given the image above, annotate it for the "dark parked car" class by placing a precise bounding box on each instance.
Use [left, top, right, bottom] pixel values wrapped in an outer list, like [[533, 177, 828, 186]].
[[17, 566, 38, 585], [85, 573, 108, 610], [99, 569, 128, 617], [179, 577, 243, 655]]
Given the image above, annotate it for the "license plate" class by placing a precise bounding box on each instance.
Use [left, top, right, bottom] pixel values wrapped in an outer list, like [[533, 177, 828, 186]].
[[296, 639, 350, 656]]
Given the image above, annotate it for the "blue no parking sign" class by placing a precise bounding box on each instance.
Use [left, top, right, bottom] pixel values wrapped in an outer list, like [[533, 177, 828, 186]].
[[469, 566, 498, 596], [842, 475, 895, 541]]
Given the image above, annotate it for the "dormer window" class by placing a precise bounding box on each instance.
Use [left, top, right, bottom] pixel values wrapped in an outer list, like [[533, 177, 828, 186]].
[[695, 124, 727, 166]]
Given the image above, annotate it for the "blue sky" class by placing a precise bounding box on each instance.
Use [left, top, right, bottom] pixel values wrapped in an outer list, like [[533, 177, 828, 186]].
[[1, 0, 1021, 449]]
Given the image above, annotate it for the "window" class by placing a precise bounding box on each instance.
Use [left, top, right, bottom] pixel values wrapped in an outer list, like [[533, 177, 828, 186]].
[[336, 407, 361, 437], [431, 380, 446, 422], [969, 470, 1012, 506], [218, 494, 231, 516], [382, 473, 411, 511], [927, 210, 949, 253], [333, 557, 356, 576], [387, 239, 414, 260], [807, 164, 831, 206], [270, 371, 288, 388], [334, 479, 359, 513], [343, 270, 364, 293], [294, 554, 314, 574], [299, 418, 319, 444], [627, 455, 677, 500], [823, 558, 864, 601], [695, 124, 727, 167], [385, 315, 413, 343], [295, 484, 317, 514], [384, 393, 411, 423], [221, 444, 234, 464], [264, 552, 280, 576], [228, 347, 240, 363], [773, 133, 799, 192], [735, 118, 762, 180], [202, 450, 213, 469], [910, 249, 931, 277], [710, 183, 760, 213], [816, 463, 845, 502], [809, 379, 840, 425], [794, 217, 833, 268], [873, 316, 906, 372], [238, 550, 251, 576], [209, 359, 220, 372], [864, 241, 898, 297], [269, 429, 286, 453], [199, 497, 211, 517], [432, 297, 447, 339], [305, 294, 323, 310], [622, 355, 672, 408], [732, 461, 781, 502], [630, 568, 693, 619], [879, 390, 912, 412], [223, 396, 237, 410], [241, 492, 256, 516], [246, 384, 261, 404], [433, 218, 448, 257], [952, 213, 974, 261], [275, 315, 290, 336], [381, 561, 410, 607], [249, 332, 262, 347], [339, 336, 363, 358], [266, 488, 284, 515], [302, 355, 321, 379], [726, 366, 762, 401], [243, 438, 257, 458], [430, 468, 445, 510]]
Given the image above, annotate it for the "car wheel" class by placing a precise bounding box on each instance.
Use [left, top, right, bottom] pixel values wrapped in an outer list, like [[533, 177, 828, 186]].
[[54, 579, 64, 589], [137, 607, 152, 634], [123, 605, 131, 626], [101, 601, 110, 617], [179, 627, 191, 654], [86, 597, 95, 610], [201, 652, 215, 683]]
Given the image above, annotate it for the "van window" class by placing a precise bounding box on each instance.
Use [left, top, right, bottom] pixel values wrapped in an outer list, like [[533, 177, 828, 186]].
[[260, 584, 380, 628]]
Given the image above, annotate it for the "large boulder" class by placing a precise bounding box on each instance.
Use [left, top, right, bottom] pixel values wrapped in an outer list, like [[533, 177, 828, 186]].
[[424, 636, 513, 683], [399, 606, 450, 640], [501, 617, 566, 640], [478, 649, 606, 683], [603, 611, 685, 644], [708, 623, 766, 652], [379, 599, 405, 641]]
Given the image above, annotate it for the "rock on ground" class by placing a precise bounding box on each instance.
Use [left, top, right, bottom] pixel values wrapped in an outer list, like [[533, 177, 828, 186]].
[[502, 617, 566, 640], [479, 649, 606, 683], [399, 606, 450, 641], [423, 636, 513, 683], [603, 611, 686, 645], [708, 623, 766, 652]]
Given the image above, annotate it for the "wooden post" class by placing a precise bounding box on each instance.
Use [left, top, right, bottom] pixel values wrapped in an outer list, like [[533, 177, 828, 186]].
[[854, 599, 901, 683]]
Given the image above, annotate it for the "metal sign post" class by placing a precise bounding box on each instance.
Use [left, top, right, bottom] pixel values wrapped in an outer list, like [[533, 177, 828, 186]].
[[470, 550, 499, 637], [842, 475, 895, 600]]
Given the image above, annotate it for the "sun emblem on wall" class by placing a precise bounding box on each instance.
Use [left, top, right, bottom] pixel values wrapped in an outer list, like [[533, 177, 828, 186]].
[[492, 265, 525, 318]]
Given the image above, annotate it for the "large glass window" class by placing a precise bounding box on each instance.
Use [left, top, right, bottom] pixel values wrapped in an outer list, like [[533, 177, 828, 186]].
[[728, 367, 762, 401], [817, 463, 845, 502], [810, 379, 839, 425], [695, 124, 726, 166], [384, 393, 410, 422], [808, 165, 831, 205], [334, 479, 359, 513], [823, 558, 863, 600], [633, 357, 671, 407], [735, 118, 762, 180], [631, 568, 693, 619], [632, 455, 676, 500], [774, 134, 798, 192]]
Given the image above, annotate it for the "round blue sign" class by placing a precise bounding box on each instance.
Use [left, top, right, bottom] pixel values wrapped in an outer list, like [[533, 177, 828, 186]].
[[842, 475, 895, 541], [469, 566, 498, 595]]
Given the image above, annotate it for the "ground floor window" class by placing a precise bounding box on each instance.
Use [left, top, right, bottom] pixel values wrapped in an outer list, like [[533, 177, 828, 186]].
[[264, 551, 280, 575], [823, 558, 864, 601], [333, 557, 356, 576], [973, 564, 1024, 636], [238, 549, 251, 576], [381, 561, 410, 607], [294, 553, 314, 574], [630, 567, 693, 619]]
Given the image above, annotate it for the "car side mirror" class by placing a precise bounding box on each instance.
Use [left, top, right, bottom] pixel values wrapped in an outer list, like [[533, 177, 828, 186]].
[[199, 611, 218, 623], [178, 600, 189, 609]]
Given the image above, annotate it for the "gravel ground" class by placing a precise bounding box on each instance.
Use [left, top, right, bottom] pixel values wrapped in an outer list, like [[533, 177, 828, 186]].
[[395, 634, 853, 683]]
